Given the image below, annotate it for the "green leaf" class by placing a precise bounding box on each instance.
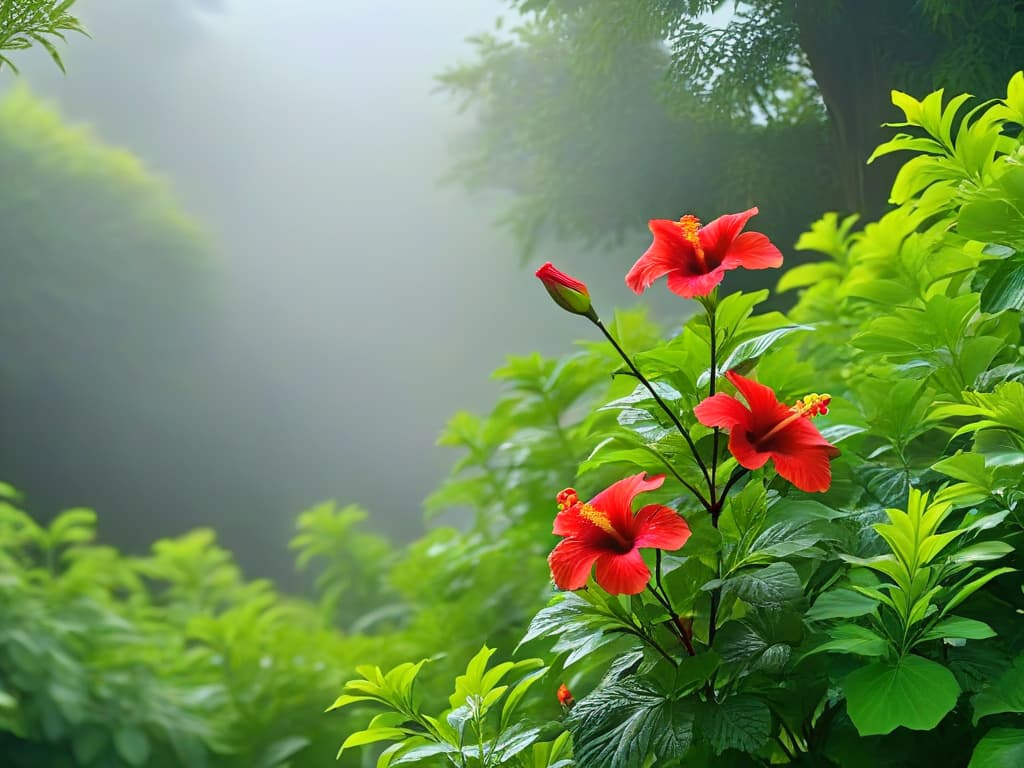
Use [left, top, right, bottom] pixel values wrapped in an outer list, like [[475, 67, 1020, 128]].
[[719, 562, 802, 610], [671, 652, 720, 694], [806, 589, 880, 621], [919, 616, 996, 644], [695, 695, 771, 755], [568, 677, 694, 767], [500, 667, 548, 729], [973, 656, 1024, 723], [969, 728, 1024, 768], [980, 255, 1024, 313], [843, 655, 960, 736], [805, 624, 889, 658], [113, 727, 151, 767], [945, 568, 1017, 614]]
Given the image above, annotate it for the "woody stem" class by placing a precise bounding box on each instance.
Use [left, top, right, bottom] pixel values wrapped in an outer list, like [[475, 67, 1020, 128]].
[[593, 318, 712, 489]]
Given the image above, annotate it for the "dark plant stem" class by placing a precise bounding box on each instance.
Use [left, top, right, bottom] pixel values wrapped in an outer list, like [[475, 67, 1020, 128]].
[[627, 625, 677, 666], [720, 467, 750, 501], [703, 296, 724, 647], [644, 445, 711, 512], [650, 551, 696, 656], [593, 318, 711, 488], [708, 298, 720, 508]]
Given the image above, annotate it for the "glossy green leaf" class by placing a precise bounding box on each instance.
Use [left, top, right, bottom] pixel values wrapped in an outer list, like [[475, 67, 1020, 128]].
[[843, 655, 960, 736], [969, 728, 1024, 768]]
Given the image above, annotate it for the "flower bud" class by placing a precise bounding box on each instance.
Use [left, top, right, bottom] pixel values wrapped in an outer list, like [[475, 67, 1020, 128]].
[[557, 683, 575, 709], [535, 262, 598, 321]]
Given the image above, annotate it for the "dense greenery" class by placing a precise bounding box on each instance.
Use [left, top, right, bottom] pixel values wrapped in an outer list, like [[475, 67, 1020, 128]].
[[337, 74, 1024, 766], [0, 87, 234, 541]]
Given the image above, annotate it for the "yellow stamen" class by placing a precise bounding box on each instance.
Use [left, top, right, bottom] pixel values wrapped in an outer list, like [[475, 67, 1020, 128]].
[[577, 504, 628, 546], [760, 392, 832, 443], [677, 215, 707, 271]]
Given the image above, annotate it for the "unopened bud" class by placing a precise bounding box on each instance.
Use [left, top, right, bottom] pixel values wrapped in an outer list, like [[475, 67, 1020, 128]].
[[535, 263, 598, 321], [557, 683, 575, 709]]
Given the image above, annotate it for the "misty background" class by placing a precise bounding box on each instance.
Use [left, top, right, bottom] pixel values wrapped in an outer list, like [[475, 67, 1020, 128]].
[[3, 0, 658, 583]]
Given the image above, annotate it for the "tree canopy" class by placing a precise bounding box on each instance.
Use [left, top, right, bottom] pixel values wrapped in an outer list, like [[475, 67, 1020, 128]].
[[441, 0, 1024, 257]]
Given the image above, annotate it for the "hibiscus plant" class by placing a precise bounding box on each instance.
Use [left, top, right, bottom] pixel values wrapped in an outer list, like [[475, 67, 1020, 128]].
[[334, 74, 1024, 767]]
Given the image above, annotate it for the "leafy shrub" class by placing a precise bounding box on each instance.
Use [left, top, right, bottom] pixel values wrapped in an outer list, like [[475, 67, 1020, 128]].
[[337, 72, 1024, 767]]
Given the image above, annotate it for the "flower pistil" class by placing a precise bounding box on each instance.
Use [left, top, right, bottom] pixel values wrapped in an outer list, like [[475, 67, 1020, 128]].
[[677, 215, 707, 271], [760, 392, 832, 443]]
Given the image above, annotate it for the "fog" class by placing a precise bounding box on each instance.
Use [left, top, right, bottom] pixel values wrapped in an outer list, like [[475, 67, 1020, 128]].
[[6, 0, 653, 579]]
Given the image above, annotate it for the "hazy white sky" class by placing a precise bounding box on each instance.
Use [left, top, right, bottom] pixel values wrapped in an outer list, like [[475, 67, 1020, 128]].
[[12, 0, 647, 560]]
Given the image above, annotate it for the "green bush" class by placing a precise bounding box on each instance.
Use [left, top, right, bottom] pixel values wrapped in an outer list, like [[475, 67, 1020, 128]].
[[0, 86, 223, 529]]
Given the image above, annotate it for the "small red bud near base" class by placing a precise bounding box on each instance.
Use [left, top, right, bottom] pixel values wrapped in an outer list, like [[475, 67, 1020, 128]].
[[557, 683, 575, 710], [535, 262, 599, 321]]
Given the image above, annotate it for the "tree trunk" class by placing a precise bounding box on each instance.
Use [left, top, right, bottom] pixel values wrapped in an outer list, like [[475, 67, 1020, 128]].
[[793, 0, 935, 217]]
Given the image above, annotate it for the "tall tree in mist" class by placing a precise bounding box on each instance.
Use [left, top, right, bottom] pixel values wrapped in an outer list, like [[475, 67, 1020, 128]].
[[441, 0, 1024, 256]]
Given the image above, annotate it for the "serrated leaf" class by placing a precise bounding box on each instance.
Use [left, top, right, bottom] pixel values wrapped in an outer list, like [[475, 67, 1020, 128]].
[[719, 562, 802, 610], [568, 677, 694, 767], [695, 695, 770, 755]]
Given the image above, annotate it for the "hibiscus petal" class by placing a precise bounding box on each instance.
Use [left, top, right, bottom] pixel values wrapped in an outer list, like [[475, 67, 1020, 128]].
[[594, 549, 650, 595], [632, 504, 691, 551], [665, 266, 727, 298], [724, 371, 783, 417], [548, 538, 603, 591], [729, 429, 772, 470], [694, 393, 751, 430], [588, 473, 664, 533], [766, 415, 837, 454], [698, 208, 759, 261], [720, 231, 783, 270], [626, 220, 696, 294], [770, 446, 834, 493]]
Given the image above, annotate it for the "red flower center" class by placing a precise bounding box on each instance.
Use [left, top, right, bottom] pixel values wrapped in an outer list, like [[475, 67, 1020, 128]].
[[578, 503, 631, 551], [677, 215, 708, 272]]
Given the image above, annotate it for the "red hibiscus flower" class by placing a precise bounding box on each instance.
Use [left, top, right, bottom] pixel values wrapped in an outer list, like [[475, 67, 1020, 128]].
[[694, 370, 839, 493], [625, 208, 783, 299], [548, 474, 691, 595]]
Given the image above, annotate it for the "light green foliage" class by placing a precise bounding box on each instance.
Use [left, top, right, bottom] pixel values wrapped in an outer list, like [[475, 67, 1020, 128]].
[[329, 647, 566, 767], [291, 502, 395, 629], [0, 0, 84, 73], [0, 493, 408, 767]]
